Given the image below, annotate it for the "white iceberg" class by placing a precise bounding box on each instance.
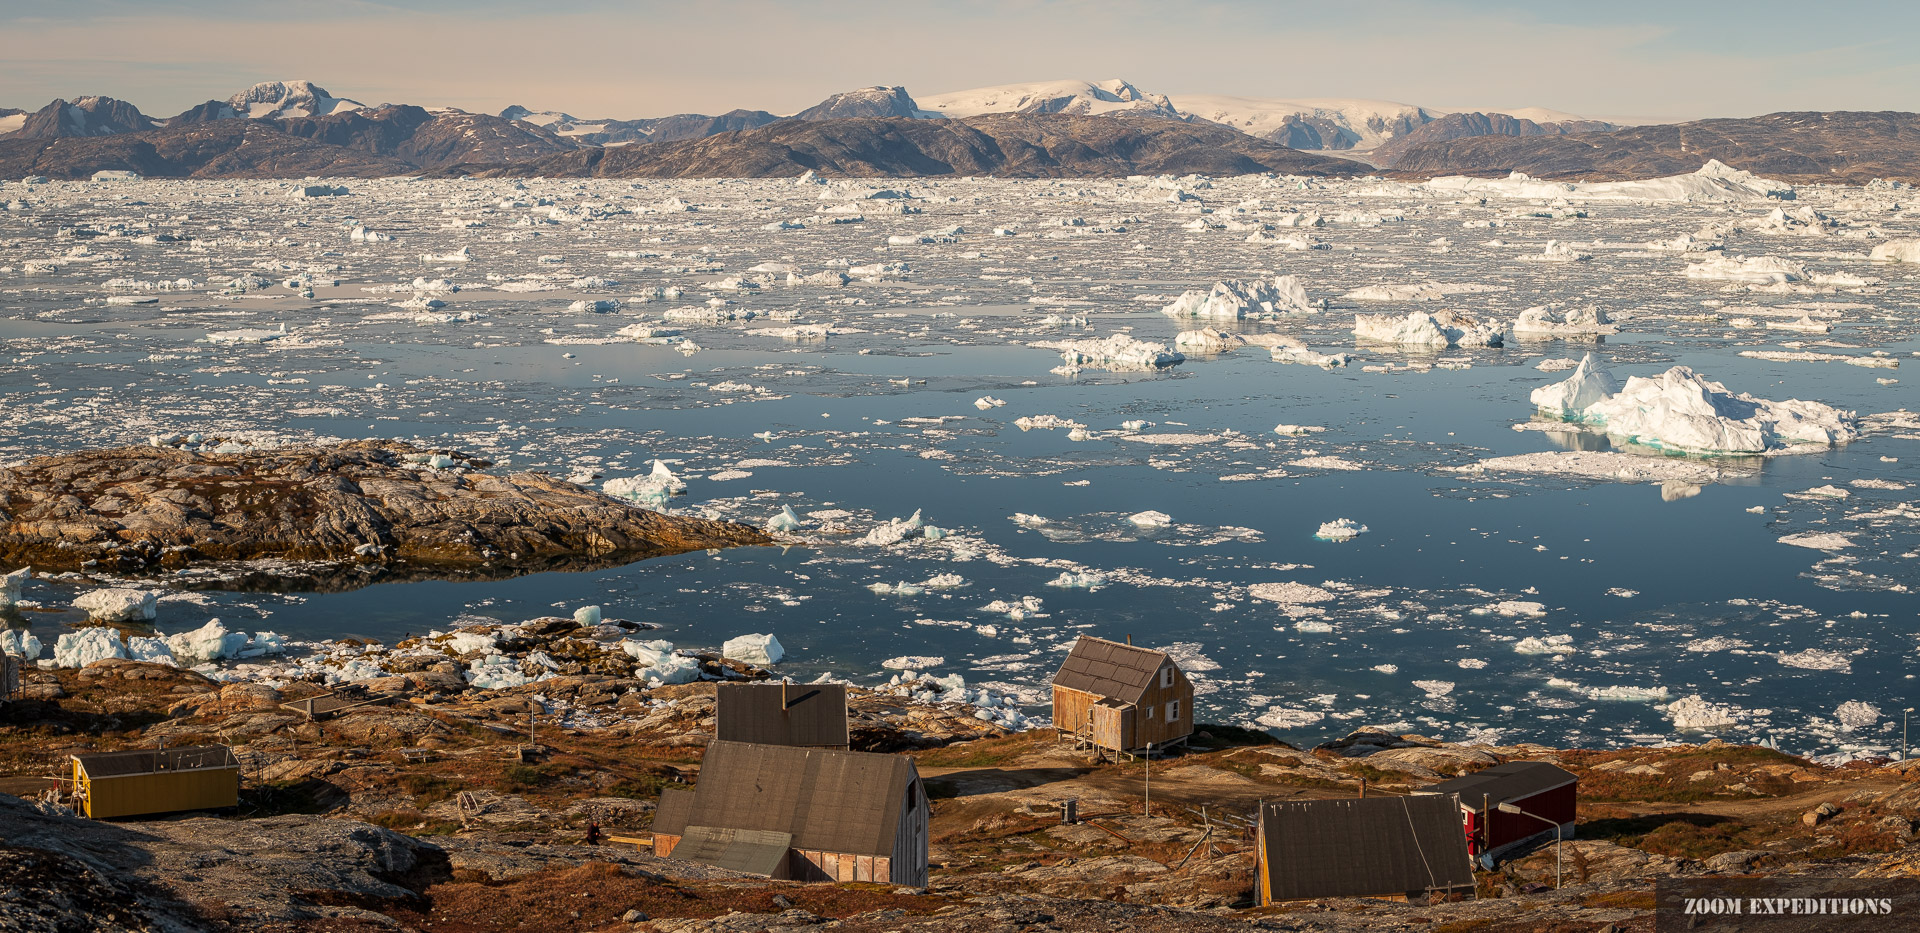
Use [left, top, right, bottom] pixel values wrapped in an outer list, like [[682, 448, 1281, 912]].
[[73, 588, 157, 622], [1313, 519, 1367, 541], [1533, 358, 1857, 454], [1511, 306, 1617, 337], [1353, 311, 1503, 347], [54, 627, 126, 668], [1159, 276, 1312, 319], [604, 460, 687, 505], [722, 633, 784, 666], [0, 567, 26, 609], [164, 619, 249, 665], [0, 628, 42, 659]]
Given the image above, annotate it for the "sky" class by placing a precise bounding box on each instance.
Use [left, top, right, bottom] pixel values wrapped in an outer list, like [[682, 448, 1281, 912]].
[[2, 0, 1917, 123]]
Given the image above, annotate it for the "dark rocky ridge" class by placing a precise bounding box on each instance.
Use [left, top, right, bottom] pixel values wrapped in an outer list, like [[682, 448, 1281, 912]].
[[1387, 110, 1920, 183], [1370, 111, 1615, 167], [0, 440, 768, 588], [468, 113, 1367, 178]]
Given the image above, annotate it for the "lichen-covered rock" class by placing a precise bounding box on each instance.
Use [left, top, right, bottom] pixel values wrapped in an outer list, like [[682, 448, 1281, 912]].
[[0, 440, 769, 587]]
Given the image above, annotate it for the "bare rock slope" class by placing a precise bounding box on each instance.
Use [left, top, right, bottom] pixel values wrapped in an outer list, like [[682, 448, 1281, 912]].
[[0, 440, 767, 585], [475, 113, 1368, 179], [1388, 110, 1920, 183]]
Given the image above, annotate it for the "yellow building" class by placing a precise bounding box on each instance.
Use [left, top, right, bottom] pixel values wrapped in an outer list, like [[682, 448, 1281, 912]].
[[71, 746, 241, 819]]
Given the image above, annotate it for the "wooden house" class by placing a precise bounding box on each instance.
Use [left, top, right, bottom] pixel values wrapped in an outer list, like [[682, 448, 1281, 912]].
[[1413, 761, 1576, 866], [1255, 795, 1477, 905], [1050, 636, 1193, 755], [715, 682, 850, 749], [70, 745, 241, 819], [652, 740, 928, 886]]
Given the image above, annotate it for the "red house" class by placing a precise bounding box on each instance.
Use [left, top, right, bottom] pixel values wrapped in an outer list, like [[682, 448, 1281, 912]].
[[1414, 761, 1576, 867]]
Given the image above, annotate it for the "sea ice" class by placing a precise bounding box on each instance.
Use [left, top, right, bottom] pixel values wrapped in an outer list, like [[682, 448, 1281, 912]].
[[1665, 694, 1743, 730], [1314, 519, 1367, 541], [1835, 701, 1879, 731]]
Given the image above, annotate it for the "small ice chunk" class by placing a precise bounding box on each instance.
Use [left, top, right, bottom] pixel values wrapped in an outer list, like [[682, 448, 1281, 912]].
[[1313, 519, 1367, 541], [164, 619, 249, 664], [0, 627, 43, 660], [574, 606, 603, 626], [1127, 510, 1172, 527], [0, 567, 26, 609]]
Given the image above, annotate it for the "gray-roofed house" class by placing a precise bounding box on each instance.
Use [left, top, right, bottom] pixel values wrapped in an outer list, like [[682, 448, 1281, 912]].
[[715, 682, 850, 749], [1256, 795, 1477, 905], [652, 740, 928, 885], [1050, 635, 1194, 756]]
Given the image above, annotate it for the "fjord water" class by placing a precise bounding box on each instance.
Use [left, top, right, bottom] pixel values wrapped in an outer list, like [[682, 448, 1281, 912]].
[[1, 175, 1913, 758]]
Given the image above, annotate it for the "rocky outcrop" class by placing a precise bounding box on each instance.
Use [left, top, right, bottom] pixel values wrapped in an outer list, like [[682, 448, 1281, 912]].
[[0, 794, 451, 930], [792, 86, 933, 121], [471, 113, 1366, 179], [1388, 110, 1920, 184], [1371, 111, 1614, 166], [0, 440, 767, 587]]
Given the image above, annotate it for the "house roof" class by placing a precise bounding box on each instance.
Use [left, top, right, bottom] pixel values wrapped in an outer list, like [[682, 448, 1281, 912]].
[[74, 745, 239, 779], [673, 826, 793, 876], [1050, 636, 1171, 703], [653, 741, 917, 858], [716, 682, 850, 748], [1415, 761, 1578, 808], [1258, 795, 1476, 901]]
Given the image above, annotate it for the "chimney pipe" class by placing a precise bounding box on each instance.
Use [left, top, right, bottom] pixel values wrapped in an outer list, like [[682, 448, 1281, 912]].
[[1358, 778, 1367, 799]]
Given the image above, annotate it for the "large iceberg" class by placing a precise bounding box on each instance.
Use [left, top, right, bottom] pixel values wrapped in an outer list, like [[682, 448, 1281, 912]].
[[54, 627, 127, 668], [0, 567, 26, 609], [1419, 160, 1792, 203], [621, 639, 701, 685], [0, 628, 42, 659], [1031, 335, 1183, 372], [1159, 276, 1312, 319], [1531, 356, 1857, 454], [604, 460, 688, 506], [73, 588, 157, 622], [722, 633, 785, 666], [1529, 353, 1619, 416], [165, 619, 251, 665], [1511, 306, 1617, 337], [1353, 311, 1503, 347]]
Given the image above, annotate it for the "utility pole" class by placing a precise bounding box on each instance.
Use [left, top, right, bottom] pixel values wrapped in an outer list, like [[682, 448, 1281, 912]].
[[1144, 742, 1152, 817]]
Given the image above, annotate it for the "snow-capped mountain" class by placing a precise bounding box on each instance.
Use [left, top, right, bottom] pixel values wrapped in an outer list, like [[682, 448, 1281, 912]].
[[1166, 95, 1439, 151], [226, 81, 364, 120], [791, 86, 938, 121], [0, 96, 156, 138], [920, 79, 1183, 120]]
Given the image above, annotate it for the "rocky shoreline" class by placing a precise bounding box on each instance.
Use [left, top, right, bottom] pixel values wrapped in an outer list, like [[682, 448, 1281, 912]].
[[0, 440, 770, 589]]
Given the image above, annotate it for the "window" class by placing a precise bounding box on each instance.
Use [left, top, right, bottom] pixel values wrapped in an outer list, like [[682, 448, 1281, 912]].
[[1166, 700, 1180, 721], [1160, 665, 1173, 688]]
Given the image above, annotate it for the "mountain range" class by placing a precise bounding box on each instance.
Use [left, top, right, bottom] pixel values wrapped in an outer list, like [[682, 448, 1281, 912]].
[[1, 79, 1915, 183]]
